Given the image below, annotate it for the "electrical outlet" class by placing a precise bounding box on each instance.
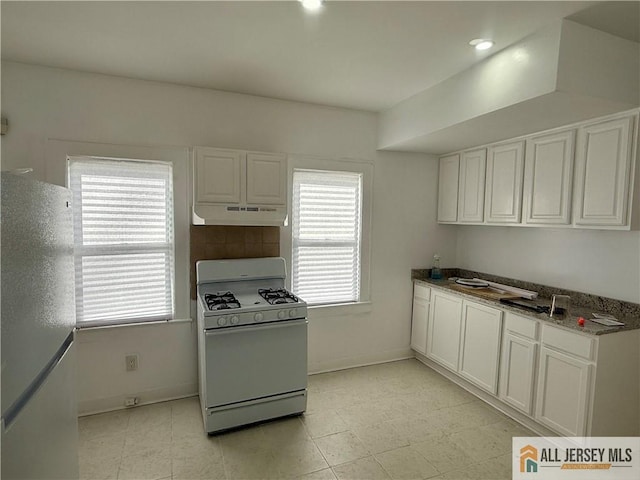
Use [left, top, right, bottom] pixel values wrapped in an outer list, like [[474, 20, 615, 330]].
[[124, 397, 139, 407], [125, 354, 138, 371]]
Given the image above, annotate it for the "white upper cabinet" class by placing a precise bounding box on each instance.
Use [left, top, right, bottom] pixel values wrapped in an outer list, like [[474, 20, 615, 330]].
[[437, 154, 460, 223], [192, 147, 288, 226], [195, 148, 243, 204], [485, 141, 525, 224], [457, 149, 486, 223], [573, 115, 635, 227], [246, 152, 287, 205], [523, 130, 575, 225]]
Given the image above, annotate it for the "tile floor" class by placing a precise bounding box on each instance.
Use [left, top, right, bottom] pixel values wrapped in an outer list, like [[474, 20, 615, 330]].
[[78, 359, 535, 480]]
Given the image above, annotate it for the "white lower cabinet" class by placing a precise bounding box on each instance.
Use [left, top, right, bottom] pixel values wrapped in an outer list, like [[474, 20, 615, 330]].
[[500, 333, 537, 414], [535, 346, 592, 436], [415, 286, 639, 436], [458, 301, 502, 394], [535, 324, 594, 436], [410, 284, 430, 355], [426, 291, 463, 371], [499, 313, 539, 415]]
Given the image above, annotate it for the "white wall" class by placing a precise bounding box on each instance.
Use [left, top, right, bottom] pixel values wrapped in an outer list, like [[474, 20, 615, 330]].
[[456, 226, 640, 303], [1, 61, 455, 413]]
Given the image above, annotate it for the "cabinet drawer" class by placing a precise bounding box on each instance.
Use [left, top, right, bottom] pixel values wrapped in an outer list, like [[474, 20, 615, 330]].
[[541, 324, 594, 361], [505, 312, 538, 340], [414, 283, 431, 301]]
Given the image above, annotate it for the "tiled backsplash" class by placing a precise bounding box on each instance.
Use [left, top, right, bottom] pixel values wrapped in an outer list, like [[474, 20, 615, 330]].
[[190, 225, 280, 298]]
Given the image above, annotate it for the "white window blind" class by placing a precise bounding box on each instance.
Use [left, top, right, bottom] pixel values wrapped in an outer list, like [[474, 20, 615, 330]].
[[292, 170, 362, 305], [68, 157, 175, 327]]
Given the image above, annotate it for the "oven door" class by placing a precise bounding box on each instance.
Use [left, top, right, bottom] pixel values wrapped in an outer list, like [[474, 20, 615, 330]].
[[203, 318, 308, 408]]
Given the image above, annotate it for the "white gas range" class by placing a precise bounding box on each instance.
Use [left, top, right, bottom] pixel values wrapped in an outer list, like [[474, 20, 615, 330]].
[[196, 257, 308, 434]]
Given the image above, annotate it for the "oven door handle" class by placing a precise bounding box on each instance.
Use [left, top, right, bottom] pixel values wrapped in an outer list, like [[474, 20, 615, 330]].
[[204, 318, 308, 336]]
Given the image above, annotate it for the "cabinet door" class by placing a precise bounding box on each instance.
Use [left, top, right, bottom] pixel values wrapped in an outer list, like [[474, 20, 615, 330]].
[[426, 291, 462, 371], [246, 152, 287, 205], [437, 154, 460, 223], [458, 149, 486, 223], [535, 346, 591, 436], [485, 141, 524, 223], [410, 285, 430, 355], [499, 333, 537, 414], [195, 147, 243, 204], [574, 116, 635, 226], [458, 300, 502, 394], [523, 130, 575, 225]]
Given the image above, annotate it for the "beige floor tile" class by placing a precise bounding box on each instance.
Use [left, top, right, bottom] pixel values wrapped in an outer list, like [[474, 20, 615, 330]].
[[77, 359, 538, 480], [172, 456, 225, 480], [332, 456, 391, 480], [374, 446, 439, 480], [122, 422, 172, 458], [79, 410, 130, 440], [117, 450, 172, 480], [79, 454, 121, 480], [410, 432, 475, 474], [302, 410, 349, 438], [314, 431, 369, 466], [261, 416, 311, 447], [219, 426, 272, 461], [296, 468, 337, 480], [223, 451, 281, 479], [447, 426, 506, 463], [272, 438, 330, 478], [386, 415, 444, 444], [350, 422, 409, 455], [171, 431, 223, 461], [427, 401, 503, 433], [78, 431, 126, 462], [127, 403, 172, 430]]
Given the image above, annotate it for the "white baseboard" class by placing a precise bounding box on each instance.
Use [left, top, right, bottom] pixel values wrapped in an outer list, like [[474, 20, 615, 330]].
[[78, 382, 198, 417], [308, 347, 413, 375]]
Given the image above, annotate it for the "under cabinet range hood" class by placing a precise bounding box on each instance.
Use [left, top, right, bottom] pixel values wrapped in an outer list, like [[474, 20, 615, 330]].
[[192, 204, 288, 226], [192, 146, 289, 226]]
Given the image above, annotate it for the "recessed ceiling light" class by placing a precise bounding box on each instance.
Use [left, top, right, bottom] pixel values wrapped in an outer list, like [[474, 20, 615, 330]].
[[300, 0, 323, 11], [469, 39, 494, 51]]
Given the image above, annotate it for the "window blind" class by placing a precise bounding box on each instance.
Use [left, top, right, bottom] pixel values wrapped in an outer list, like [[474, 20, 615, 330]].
[[292, 170, 362, 305], [68, 157, 175, 327]]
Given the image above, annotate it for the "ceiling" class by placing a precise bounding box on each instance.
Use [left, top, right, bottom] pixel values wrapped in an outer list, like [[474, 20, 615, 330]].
[[1, 1, 638, 112]]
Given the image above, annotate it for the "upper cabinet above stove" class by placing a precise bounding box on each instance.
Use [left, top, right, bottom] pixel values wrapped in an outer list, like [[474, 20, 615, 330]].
[[192, 147, 288, 226]]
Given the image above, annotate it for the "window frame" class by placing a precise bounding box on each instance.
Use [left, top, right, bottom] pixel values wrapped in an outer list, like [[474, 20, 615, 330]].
[[68, 156, 176, 327], [49, 139, 190, 328], [283, 155, 373, 313]]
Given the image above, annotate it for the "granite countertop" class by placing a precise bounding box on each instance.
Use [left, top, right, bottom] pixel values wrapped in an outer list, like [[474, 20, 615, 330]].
[[412, 273, 640, 336]]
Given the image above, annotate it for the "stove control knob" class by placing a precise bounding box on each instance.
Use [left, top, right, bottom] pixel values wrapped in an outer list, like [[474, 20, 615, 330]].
[[289, 309, 297, 318], [230, 315, 239, 325], [217, 317, 227, 326], [278, 310, 286, 320], [254, 313, 264, 322]]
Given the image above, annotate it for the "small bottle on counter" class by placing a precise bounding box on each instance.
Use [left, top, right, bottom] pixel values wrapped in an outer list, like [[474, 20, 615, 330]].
[[430, 254, 442, 280]]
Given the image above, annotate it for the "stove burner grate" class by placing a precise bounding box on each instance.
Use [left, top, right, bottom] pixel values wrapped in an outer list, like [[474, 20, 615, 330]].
[[258, 288, 299, 305], [204, 292, 241, 310]]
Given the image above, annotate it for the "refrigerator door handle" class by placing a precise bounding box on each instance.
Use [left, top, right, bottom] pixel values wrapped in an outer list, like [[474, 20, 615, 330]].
[[1, 332, 74, 430]]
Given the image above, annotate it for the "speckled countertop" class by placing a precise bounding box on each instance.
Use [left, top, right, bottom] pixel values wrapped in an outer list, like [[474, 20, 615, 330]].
[[412, 270, 640, 336]]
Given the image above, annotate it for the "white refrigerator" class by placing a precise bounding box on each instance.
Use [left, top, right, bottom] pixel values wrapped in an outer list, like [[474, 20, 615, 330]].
[[1, 173, 79, 479]]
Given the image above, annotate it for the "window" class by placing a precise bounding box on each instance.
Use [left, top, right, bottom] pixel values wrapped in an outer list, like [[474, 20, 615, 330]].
[[68, 157, 175, 327], [292, 169, 362, 305]]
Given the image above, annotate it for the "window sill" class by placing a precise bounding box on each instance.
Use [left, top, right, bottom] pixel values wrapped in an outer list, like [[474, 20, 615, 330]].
[[308, 301, 372, 317], [76, 317, 193, 331]]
